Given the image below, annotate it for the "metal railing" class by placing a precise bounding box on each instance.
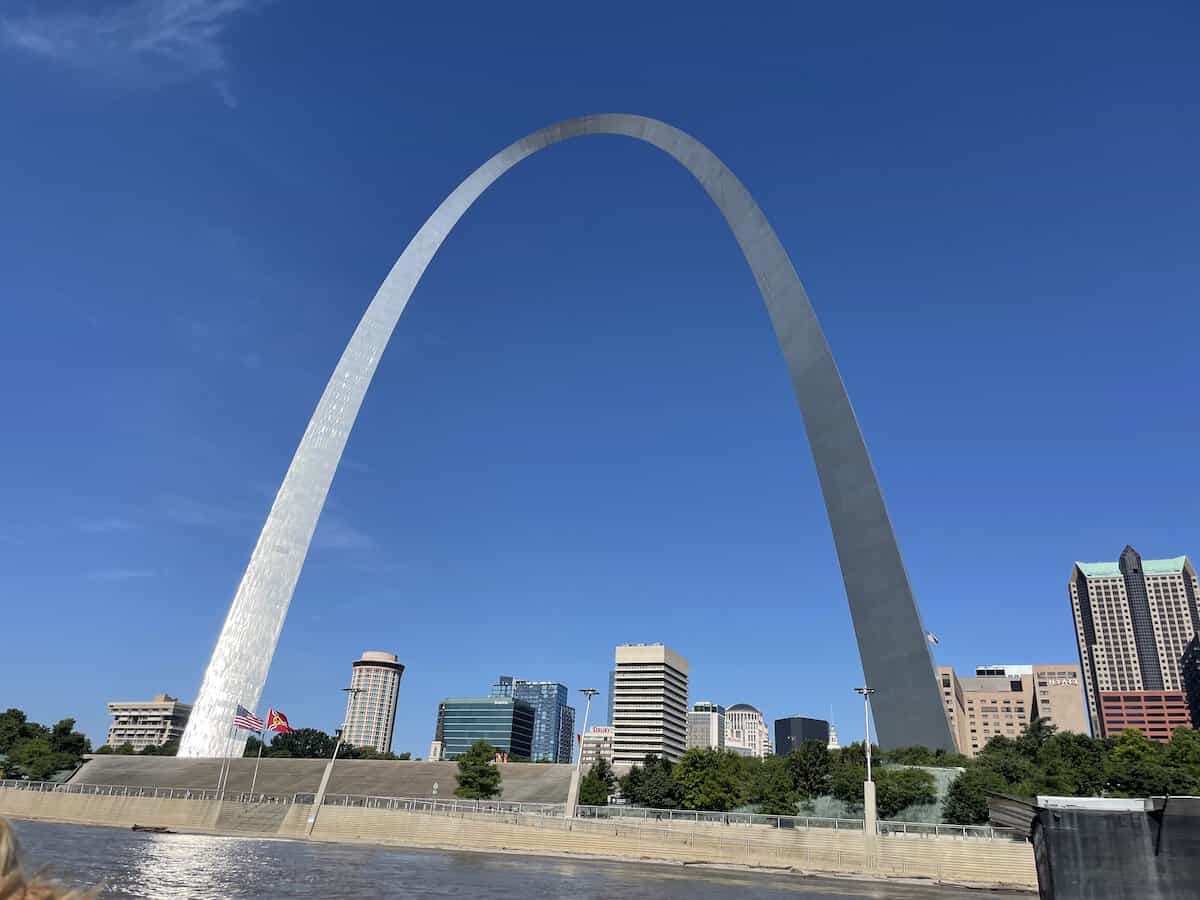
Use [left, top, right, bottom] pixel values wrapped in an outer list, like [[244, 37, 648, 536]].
[[292, 793, 565, 818], [0, 780, 1020, 839], [576, 805, 864, 831], [877, 818, 1022, 841], [0, 779, 290, 805]]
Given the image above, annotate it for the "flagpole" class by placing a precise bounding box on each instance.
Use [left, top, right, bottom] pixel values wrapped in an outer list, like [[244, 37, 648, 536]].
[[249, 716, 268, 796], [216, 723, 234, 795], [220, 722, 237, 794]]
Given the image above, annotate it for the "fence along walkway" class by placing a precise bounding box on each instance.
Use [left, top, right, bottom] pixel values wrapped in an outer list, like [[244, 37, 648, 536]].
[[0, 779, 1021, 840]]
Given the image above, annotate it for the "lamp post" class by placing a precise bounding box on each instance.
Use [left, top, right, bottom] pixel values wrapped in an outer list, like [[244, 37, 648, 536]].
[[305, 685, 363, 836], [565, 688, 599, 818], [854, 685, 879, 849], [853, 686, 876, 781]]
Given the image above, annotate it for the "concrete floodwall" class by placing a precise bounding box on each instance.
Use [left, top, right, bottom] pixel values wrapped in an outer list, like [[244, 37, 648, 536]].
[[71, 757, 574, 803], [0, 789, 1036, 890]]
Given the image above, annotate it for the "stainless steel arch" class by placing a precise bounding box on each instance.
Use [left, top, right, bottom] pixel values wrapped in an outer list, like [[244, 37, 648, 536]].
[[179, 114, 953, 758]]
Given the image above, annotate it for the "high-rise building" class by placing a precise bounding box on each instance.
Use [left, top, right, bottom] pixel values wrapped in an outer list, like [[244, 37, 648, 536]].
[[938, 664, 1089, 756], [686, 702, 726, 750], [580, 725, 615, 770], [1069, 546, 1199, 738], [342, 651, 405, 754], [105, 694, 191, 752], [491, 676, 576, 763], [1183, 636, 1200, 728], [611, 643, 689, 765], [436, 696, 535, 760], [774, 716, 830, 754], [726, 704, 771, 758]]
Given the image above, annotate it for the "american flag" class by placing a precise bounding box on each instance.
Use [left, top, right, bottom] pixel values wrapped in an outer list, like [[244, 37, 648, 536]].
[[233, 705, 264, 732]]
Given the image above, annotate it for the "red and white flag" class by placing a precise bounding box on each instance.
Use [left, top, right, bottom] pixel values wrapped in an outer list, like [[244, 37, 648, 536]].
[[265, 708, 294, 734]]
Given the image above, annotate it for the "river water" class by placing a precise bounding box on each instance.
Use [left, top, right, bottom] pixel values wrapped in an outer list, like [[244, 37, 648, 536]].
[[11, 820, 1025, 899]]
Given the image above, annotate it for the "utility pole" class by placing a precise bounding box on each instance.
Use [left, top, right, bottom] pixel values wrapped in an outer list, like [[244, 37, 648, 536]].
[[564, 688, 599, 818]]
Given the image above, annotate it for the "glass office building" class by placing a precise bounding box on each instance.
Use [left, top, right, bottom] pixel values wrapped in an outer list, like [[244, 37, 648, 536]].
[[492, 676, 576, 763], [773, 716, 830, 754], [437, 696, 535, 760]]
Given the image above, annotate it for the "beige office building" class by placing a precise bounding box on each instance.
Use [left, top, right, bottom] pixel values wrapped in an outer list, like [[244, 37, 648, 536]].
[[1069, 546, 1199, 737], [938, 664, 1088, 757], [726, 704, 772, 758], [106, 693, 191, 751], [579, 725, 615, 769], [686, 702, 726, 750], [342, 651, 405, 754], [611, 643, 689, 765]]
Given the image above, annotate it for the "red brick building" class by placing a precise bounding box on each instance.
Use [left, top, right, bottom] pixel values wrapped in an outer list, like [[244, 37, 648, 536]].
[[1098, 690, 1192, 742]]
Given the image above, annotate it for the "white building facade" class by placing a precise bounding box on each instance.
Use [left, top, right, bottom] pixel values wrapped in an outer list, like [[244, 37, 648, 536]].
[[725, 704, 771, 758], [106, 694, 191, 751]]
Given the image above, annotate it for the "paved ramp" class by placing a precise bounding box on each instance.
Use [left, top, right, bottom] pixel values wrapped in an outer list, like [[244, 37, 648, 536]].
[[72, 757, 573, 803]]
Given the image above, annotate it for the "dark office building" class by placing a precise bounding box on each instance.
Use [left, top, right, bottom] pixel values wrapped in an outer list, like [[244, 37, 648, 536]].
[[436, 696, 535, 760], [774, 716, 830, 754], [1183, 636, 1200, 728]]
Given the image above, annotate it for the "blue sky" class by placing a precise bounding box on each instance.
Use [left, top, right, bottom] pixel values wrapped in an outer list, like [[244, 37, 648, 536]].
[[1, 1, 1197, 754]]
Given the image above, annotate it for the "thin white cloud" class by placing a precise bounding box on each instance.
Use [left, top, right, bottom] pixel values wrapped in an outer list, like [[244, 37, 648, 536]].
[[90, 567, 159, 579], [312, 515, 375, 552], [77, 517, 139, 533], [1, 0, 259, 107]]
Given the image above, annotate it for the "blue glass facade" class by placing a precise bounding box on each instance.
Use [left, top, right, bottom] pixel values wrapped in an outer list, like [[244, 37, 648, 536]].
[[492, 676, 576, 763], [438, 696, 535, 760]]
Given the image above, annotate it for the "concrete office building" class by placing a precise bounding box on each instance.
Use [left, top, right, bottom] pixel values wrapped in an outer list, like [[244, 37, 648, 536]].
[[611, 643, 689, 765], [726, 704, 771, 758], [938, 664, 1089, 757], [579, 725, 615, 770], [492, 676, 576, 763], [1069, 546, 1199, 738], [435, 696, 535, 760], [1183, 636, 1200, 728], [686, 702, 726, 750], [774, 716, 830, 754], [106, 694, 191, 752], [342, 651, 404, 754]]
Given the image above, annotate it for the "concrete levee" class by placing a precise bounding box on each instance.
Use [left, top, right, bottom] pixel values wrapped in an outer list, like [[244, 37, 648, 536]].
[[0, 789, 1037, 890], [71, 757, 573, 803]]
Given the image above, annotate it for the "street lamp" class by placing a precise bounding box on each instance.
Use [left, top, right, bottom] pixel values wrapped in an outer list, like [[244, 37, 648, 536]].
[[854, 686, 877, 782], [565, 688, 600, 818], [305, 685, 363, 836]]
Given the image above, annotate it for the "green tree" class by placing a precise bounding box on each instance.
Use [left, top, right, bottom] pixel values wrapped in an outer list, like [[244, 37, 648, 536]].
[[1165, 727, 1200, 784], [1028, 732, 1105, 796], [974, 735, 1035, 788], [1104, 729, 1198, 797], [139, 739, 179, 757], [756, 755, 799, 816], [673, 749, 743, 812], [618, 754, 680, 808], [6, 737, 77, 781], [247, 728, 337, 759], [788, 740, 832, 799], [943, 767, 1006, 825], [47, 719, 91, 757], [579, 758, 616, 806], [830, 763, 866, 807], [875, 767, 937, 819], [397, 752, 412, 760], [454, 740, 502, 799]]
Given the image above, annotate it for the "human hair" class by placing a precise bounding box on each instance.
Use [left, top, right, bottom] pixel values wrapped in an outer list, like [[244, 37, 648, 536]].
[[0, 818, 95, 900]]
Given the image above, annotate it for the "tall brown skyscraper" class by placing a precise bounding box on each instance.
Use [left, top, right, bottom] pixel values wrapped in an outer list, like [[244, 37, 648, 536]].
[[1069, 546, 1200, 739]]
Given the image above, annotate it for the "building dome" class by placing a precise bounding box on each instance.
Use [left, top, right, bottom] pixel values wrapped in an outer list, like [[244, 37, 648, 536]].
[[727, 703, 761, 714]]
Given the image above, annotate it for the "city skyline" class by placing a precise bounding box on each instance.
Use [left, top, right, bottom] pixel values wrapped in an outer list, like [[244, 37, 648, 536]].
[[3, 4, 1198, 759]]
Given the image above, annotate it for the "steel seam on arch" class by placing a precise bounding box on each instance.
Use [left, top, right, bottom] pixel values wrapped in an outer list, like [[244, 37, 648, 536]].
[[179, 114, 954, 758]]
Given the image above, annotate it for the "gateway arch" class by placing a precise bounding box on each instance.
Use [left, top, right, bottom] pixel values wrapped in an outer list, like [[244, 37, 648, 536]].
[[179, 114, 954, 758]]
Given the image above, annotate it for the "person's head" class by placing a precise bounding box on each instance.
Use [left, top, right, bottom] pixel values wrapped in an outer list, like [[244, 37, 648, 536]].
[[0, 818, 95, 900]]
